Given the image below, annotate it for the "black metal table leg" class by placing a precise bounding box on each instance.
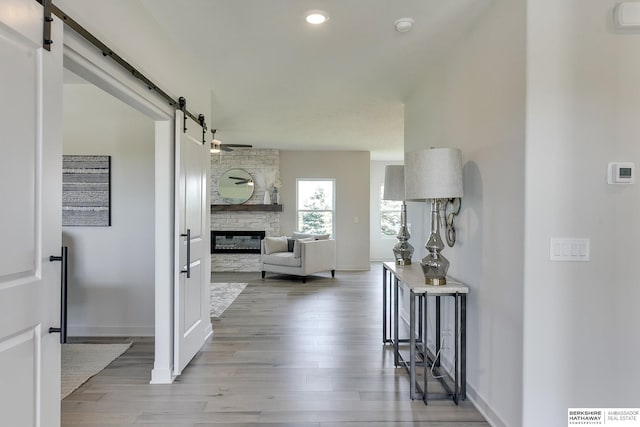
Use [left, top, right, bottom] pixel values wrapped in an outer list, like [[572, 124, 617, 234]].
[[393, 276, 399, 367], [410, 289, 416, 399], [423, 293, 429, 404], [435, 296, 441, 367], [460, 293, 467, 400], [454, 293, 459, 404], [382, 265, 388, 343]]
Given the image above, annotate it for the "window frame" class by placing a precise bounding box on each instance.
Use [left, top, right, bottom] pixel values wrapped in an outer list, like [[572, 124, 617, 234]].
[[379, 184, 402, 239], [296, 178, 336, 238]]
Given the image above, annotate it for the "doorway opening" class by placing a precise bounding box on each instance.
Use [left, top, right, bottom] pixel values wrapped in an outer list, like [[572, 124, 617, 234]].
[[62, 68, 156, 338]]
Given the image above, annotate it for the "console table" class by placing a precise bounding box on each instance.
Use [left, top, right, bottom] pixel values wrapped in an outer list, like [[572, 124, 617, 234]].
[[382, 262, 468, 404]]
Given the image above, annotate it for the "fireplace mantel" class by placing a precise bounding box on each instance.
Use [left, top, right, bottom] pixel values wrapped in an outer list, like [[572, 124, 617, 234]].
[[210, 204, 283, 212]]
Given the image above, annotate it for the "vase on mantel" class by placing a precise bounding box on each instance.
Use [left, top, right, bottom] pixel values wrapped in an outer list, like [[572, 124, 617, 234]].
[[271, 187, 279, 205], [263, 190, 271, 204]]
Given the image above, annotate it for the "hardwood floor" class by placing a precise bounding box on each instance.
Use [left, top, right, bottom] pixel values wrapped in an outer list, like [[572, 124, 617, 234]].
[[62, 266, 488, 426]]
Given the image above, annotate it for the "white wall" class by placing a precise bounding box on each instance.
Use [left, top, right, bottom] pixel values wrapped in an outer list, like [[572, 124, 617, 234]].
[[404, 1, 526, 425], [63, 82, 155, 336], [56, 0, 211, 119], [523, 1, 640, 425], [280, 151, 371, 271], [370, 160, 404, 261]]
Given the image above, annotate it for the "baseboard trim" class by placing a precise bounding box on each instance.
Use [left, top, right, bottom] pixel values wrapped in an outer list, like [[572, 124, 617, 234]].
[[204, 322, 213, 341], [466, 382, 508, 427], [150, 368, 175, 384], [68, 325, 154, 337], [336, 265, 371, 271]]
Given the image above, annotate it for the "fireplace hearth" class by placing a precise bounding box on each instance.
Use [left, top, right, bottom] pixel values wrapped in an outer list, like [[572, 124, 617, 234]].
[[211, 230, 265, 254]]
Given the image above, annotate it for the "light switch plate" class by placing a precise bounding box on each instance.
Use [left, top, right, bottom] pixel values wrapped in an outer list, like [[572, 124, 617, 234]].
[[550, 238, 590, 261]]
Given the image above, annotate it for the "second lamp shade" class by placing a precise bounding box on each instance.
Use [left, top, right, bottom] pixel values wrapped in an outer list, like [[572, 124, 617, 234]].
[[405, 147, 463, 201], [383, 165, 405, 201]]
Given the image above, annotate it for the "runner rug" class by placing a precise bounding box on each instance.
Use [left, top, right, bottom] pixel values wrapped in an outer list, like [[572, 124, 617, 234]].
[[61, 342, 132, 399], [210, 282, 247, 317]]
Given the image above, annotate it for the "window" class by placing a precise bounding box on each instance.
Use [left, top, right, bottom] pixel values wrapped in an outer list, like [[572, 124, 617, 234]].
[[297, 179, 335, 236], [380, 185, 401, 238]]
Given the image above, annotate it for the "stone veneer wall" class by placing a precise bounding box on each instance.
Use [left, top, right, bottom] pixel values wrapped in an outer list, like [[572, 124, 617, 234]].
[[211, 149, 280, 272]]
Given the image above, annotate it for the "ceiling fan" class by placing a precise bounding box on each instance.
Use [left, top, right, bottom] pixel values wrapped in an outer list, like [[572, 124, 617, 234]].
[[228, 176, 253, 185], [210, 129, 253, 153]]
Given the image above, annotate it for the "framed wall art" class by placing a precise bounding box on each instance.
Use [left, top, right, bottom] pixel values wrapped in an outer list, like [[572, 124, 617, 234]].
[[62, 155, 111, 226]]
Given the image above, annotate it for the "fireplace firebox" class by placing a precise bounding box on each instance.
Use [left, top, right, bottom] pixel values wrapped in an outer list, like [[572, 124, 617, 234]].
[[211, 230, 265, 254]]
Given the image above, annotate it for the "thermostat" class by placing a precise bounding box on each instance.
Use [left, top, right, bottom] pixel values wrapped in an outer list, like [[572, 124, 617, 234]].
[[608, 162, 635, 184]]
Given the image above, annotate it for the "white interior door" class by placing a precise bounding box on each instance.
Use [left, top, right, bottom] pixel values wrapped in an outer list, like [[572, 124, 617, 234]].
[[174, 110, 211, 375], [0, 1, 63, 426]]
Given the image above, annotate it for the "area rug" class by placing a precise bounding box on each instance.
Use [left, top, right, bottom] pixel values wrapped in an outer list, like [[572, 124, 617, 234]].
[[61, 343, 132, 399], [210, 282, 247, 317]]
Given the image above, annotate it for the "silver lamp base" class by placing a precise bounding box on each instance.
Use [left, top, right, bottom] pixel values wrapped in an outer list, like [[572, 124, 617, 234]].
[[421, 199, 449, 285], [420, 254, 449, 285], [393, 202, 413, 266], [393, 242, 413, 265]]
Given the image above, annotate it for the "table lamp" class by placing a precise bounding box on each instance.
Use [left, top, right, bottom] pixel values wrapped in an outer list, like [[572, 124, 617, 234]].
[[405, 148, 463, 285], [383, 165, 413, 265]]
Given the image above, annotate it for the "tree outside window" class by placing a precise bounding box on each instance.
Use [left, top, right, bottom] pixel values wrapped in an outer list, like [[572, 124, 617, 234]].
[[380, 185, 401, 238], [297, 179, 334, 236]]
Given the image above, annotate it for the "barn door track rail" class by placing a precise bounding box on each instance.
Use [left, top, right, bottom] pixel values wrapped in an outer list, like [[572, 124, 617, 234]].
[[35, 0, 207, 136]]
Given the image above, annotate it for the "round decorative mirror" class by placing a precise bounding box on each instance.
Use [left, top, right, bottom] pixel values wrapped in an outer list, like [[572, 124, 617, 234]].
[[218, 168, 254, 204]]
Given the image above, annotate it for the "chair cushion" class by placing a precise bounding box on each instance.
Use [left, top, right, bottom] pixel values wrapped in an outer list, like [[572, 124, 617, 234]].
[[293, 237, 315, 258], [262, 252, 302, 267], [264, 236, 288, 254]]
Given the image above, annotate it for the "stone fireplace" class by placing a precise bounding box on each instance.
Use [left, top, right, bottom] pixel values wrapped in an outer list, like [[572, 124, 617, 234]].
[[210, 149, 280, 272]]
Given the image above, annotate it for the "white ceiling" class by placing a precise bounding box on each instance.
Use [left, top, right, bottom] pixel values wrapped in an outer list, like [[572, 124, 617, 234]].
[[134, 1, 488, 159]]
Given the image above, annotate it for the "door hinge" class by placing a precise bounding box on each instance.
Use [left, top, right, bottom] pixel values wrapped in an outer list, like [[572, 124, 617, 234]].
[[179, 97, 187, 133], [43, 0, 53, 51], [198, 114, 207, 144]]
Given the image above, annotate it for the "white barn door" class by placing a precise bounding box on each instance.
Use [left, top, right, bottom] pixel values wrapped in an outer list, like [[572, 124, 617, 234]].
[[0, 1, 63, 426], [174, 110, 211, 374]]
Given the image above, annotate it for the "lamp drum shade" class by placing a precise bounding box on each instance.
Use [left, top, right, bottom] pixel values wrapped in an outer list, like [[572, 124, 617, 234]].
[[383, 165, 405, 201], [405, 148, 463, 201]]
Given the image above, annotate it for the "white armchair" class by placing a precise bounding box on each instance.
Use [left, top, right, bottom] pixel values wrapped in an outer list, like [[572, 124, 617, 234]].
[[260, 236, 336, 283]]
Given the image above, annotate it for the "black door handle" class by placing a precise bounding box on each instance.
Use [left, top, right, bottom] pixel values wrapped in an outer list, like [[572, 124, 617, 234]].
[[49, 246, 68, 344], [181, 229, 191, 278]]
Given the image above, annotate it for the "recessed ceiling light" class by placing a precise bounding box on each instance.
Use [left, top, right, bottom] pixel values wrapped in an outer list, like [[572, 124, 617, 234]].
[[306, 10, 329, 25]]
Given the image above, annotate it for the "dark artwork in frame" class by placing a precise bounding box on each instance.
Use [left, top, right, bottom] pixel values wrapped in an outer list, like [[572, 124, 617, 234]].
[[62, 155, 111, 227]]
